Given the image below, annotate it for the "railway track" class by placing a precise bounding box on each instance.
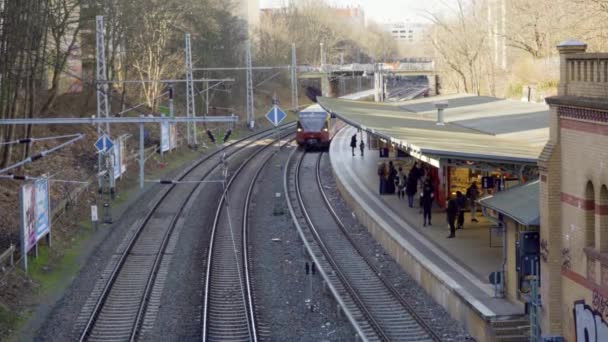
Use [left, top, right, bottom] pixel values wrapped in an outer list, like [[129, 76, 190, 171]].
[[284, 148, 441, 342], [77, 124, 295, 342], [202, 133, 294, 341]]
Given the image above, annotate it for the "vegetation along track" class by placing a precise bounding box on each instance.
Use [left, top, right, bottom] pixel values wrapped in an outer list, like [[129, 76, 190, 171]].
[[202, 131, 295, 341], [284, 148, 441, 342], [77, 123, 295, 342]]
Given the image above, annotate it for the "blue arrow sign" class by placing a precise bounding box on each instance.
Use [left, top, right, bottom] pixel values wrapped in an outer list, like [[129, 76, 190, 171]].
[[94, 135, 114, 153], [265, 106, 287, 127]]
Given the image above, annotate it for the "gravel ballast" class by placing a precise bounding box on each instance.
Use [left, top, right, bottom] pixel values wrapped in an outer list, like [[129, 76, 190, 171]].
[[250, 145, 355, 341]]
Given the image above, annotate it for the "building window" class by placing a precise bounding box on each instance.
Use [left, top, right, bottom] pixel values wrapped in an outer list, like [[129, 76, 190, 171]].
[[600, 185, 608, 253], [586, 181, 596, 248], [586, 181, 597, 282]]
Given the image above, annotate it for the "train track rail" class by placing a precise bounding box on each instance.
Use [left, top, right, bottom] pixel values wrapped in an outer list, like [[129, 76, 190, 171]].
[[202, 134, 294, 341], [77, 123, 295, 342], [284, 148, 441, 342]]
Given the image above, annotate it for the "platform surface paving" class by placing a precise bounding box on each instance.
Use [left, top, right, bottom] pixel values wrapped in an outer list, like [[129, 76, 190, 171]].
[[330, 126, 525, 318]]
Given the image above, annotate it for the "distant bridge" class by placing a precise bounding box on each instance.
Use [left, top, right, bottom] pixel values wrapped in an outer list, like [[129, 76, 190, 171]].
[[298, 61, 436, 77], [299, 60, 438, 97]]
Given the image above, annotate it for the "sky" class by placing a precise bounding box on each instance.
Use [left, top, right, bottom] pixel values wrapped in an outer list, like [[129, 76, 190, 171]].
[[259, 0, 443, 23]]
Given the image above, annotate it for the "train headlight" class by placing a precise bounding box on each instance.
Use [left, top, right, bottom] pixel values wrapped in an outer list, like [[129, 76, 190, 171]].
[[323, 128, 328, 132], [297, 128, 302, 132]]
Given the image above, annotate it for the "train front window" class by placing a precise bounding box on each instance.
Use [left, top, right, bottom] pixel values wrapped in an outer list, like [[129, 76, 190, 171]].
[[299, 113, 327, 131]]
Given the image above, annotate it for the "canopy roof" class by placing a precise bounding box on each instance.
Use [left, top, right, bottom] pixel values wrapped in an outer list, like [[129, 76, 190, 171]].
[[318, 94, 549, 164], [478, 180, 540, 226]]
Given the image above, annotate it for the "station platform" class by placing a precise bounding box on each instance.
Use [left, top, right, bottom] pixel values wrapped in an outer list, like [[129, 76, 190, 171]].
[[330, 126, 526, 341]]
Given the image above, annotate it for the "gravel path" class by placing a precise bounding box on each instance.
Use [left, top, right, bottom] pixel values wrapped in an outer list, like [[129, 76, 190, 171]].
[[250, 145, 355, 341], [319, 153, 473, 342]]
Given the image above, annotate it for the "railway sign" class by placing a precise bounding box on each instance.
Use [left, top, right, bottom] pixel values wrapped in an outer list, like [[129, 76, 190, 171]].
[[265, 106, 287, 127], [94, 135, 114, 153]]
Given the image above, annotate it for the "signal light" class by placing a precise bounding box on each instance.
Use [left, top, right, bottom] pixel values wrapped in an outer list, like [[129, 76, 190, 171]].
[[223, 129, 232, 142], [206, 129, 216, 143]]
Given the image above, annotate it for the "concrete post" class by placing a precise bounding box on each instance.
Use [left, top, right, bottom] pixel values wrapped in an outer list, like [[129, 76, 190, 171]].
[[427, 74, 438, 96], [556, 40, 587, 96]]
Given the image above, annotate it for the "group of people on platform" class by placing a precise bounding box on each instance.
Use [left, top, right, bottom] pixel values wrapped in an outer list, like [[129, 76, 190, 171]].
[[350, 134, 365, 157], [445, 182, 480, 238], [376, 160, 481, 239]]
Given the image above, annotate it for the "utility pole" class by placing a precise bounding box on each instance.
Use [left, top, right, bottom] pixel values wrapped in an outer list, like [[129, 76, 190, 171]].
[[320, 42, 326, 68], [185, 33, 197, 146], [96, 15, 115, 204], [245, 40, 255, 129], [291, 43, 298, 112], [95, 16, 110, 136], [205, 79, 210, 118], [357, 50, 362, 92]]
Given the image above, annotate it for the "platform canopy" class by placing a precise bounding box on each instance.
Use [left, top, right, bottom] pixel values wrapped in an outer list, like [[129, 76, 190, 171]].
[[478, 180, 540, 226], [318, 94, 549, 165]]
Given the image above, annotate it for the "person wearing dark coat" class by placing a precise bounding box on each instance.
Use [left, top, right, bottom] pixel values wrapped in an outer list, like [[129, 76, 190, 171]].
[[350, 134, 357, 156], [456, 191, 467, 229], [377, 162, 387, 194], [405, 164, 420, 207], [446, 197, 459, 238], [359, 140, 365, 156], [420, 179, 434, 226], [386, 161, 397, 194], [466, 181, 480, 222]]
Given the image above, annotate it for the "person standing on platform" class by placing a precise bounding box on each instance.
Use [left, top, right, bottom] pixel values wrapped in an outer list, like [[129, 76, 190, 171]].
[[406, 164, 419, 207], [359, 139, 365, 156], [386, 161, 397, 194], [350, 134, 357, 156], [466, 181, 480, 222], [456, 191, 466, 229], [396, 167, 406, 199], [377, 162, 387, 194], [420, 179, 434, 226], [446, 196, 459, 238]]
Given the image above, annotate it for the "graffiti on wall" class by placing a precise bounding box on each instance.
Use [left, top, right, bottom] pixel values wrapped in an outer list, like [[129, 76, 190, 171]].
[[592, 291, 608, 321], [573, 300, 608, 341], [540, 239, 549, 263], [562, 248, 571, 269]]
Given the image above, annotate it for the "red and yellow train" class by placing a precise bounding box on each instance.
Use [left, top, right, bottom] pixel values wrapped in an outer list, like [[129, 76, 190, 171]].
[[296, 90, 375, 149]]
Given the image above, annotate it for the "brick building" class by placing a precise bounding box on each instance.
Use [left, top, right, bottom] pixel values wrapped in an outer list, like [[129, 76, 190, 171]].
[[540, 40, 608, 341]]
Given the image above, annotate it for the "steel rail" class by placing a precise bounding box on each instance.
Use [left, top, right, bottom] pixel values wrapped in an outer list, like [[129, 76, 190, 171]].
[[315, 152, 442, 342], [283, 147, 369, 341], [294, 151, 389, 341], [78, 122, 295, 341], [202, 132, 294, 341]]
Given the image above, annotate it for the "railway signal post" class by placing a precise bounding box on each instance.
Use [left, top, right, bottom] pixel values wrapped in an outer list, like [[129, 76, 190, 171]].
[[265, 95, 287, 154]]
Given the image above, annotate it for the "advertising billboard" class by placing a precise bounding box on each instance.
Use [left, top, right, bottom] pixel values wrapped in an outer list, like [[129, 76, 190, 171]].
[[20, 178, 50, 255], [160, 121, 170, 152], [34, 178, 50, 240], [20, 183, 36, 253]]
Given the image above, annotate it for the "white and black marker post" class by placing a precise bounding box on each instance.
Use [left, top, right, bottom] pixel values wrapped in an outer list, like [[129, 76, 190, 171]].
[[91, 204, 99, 230]]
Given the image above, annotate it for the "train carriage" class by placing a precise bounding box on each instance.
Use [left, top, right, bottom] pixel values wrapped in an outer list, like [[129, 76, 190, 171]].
[[296, 89, 375, 149], [296, 104, 332, 149]]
